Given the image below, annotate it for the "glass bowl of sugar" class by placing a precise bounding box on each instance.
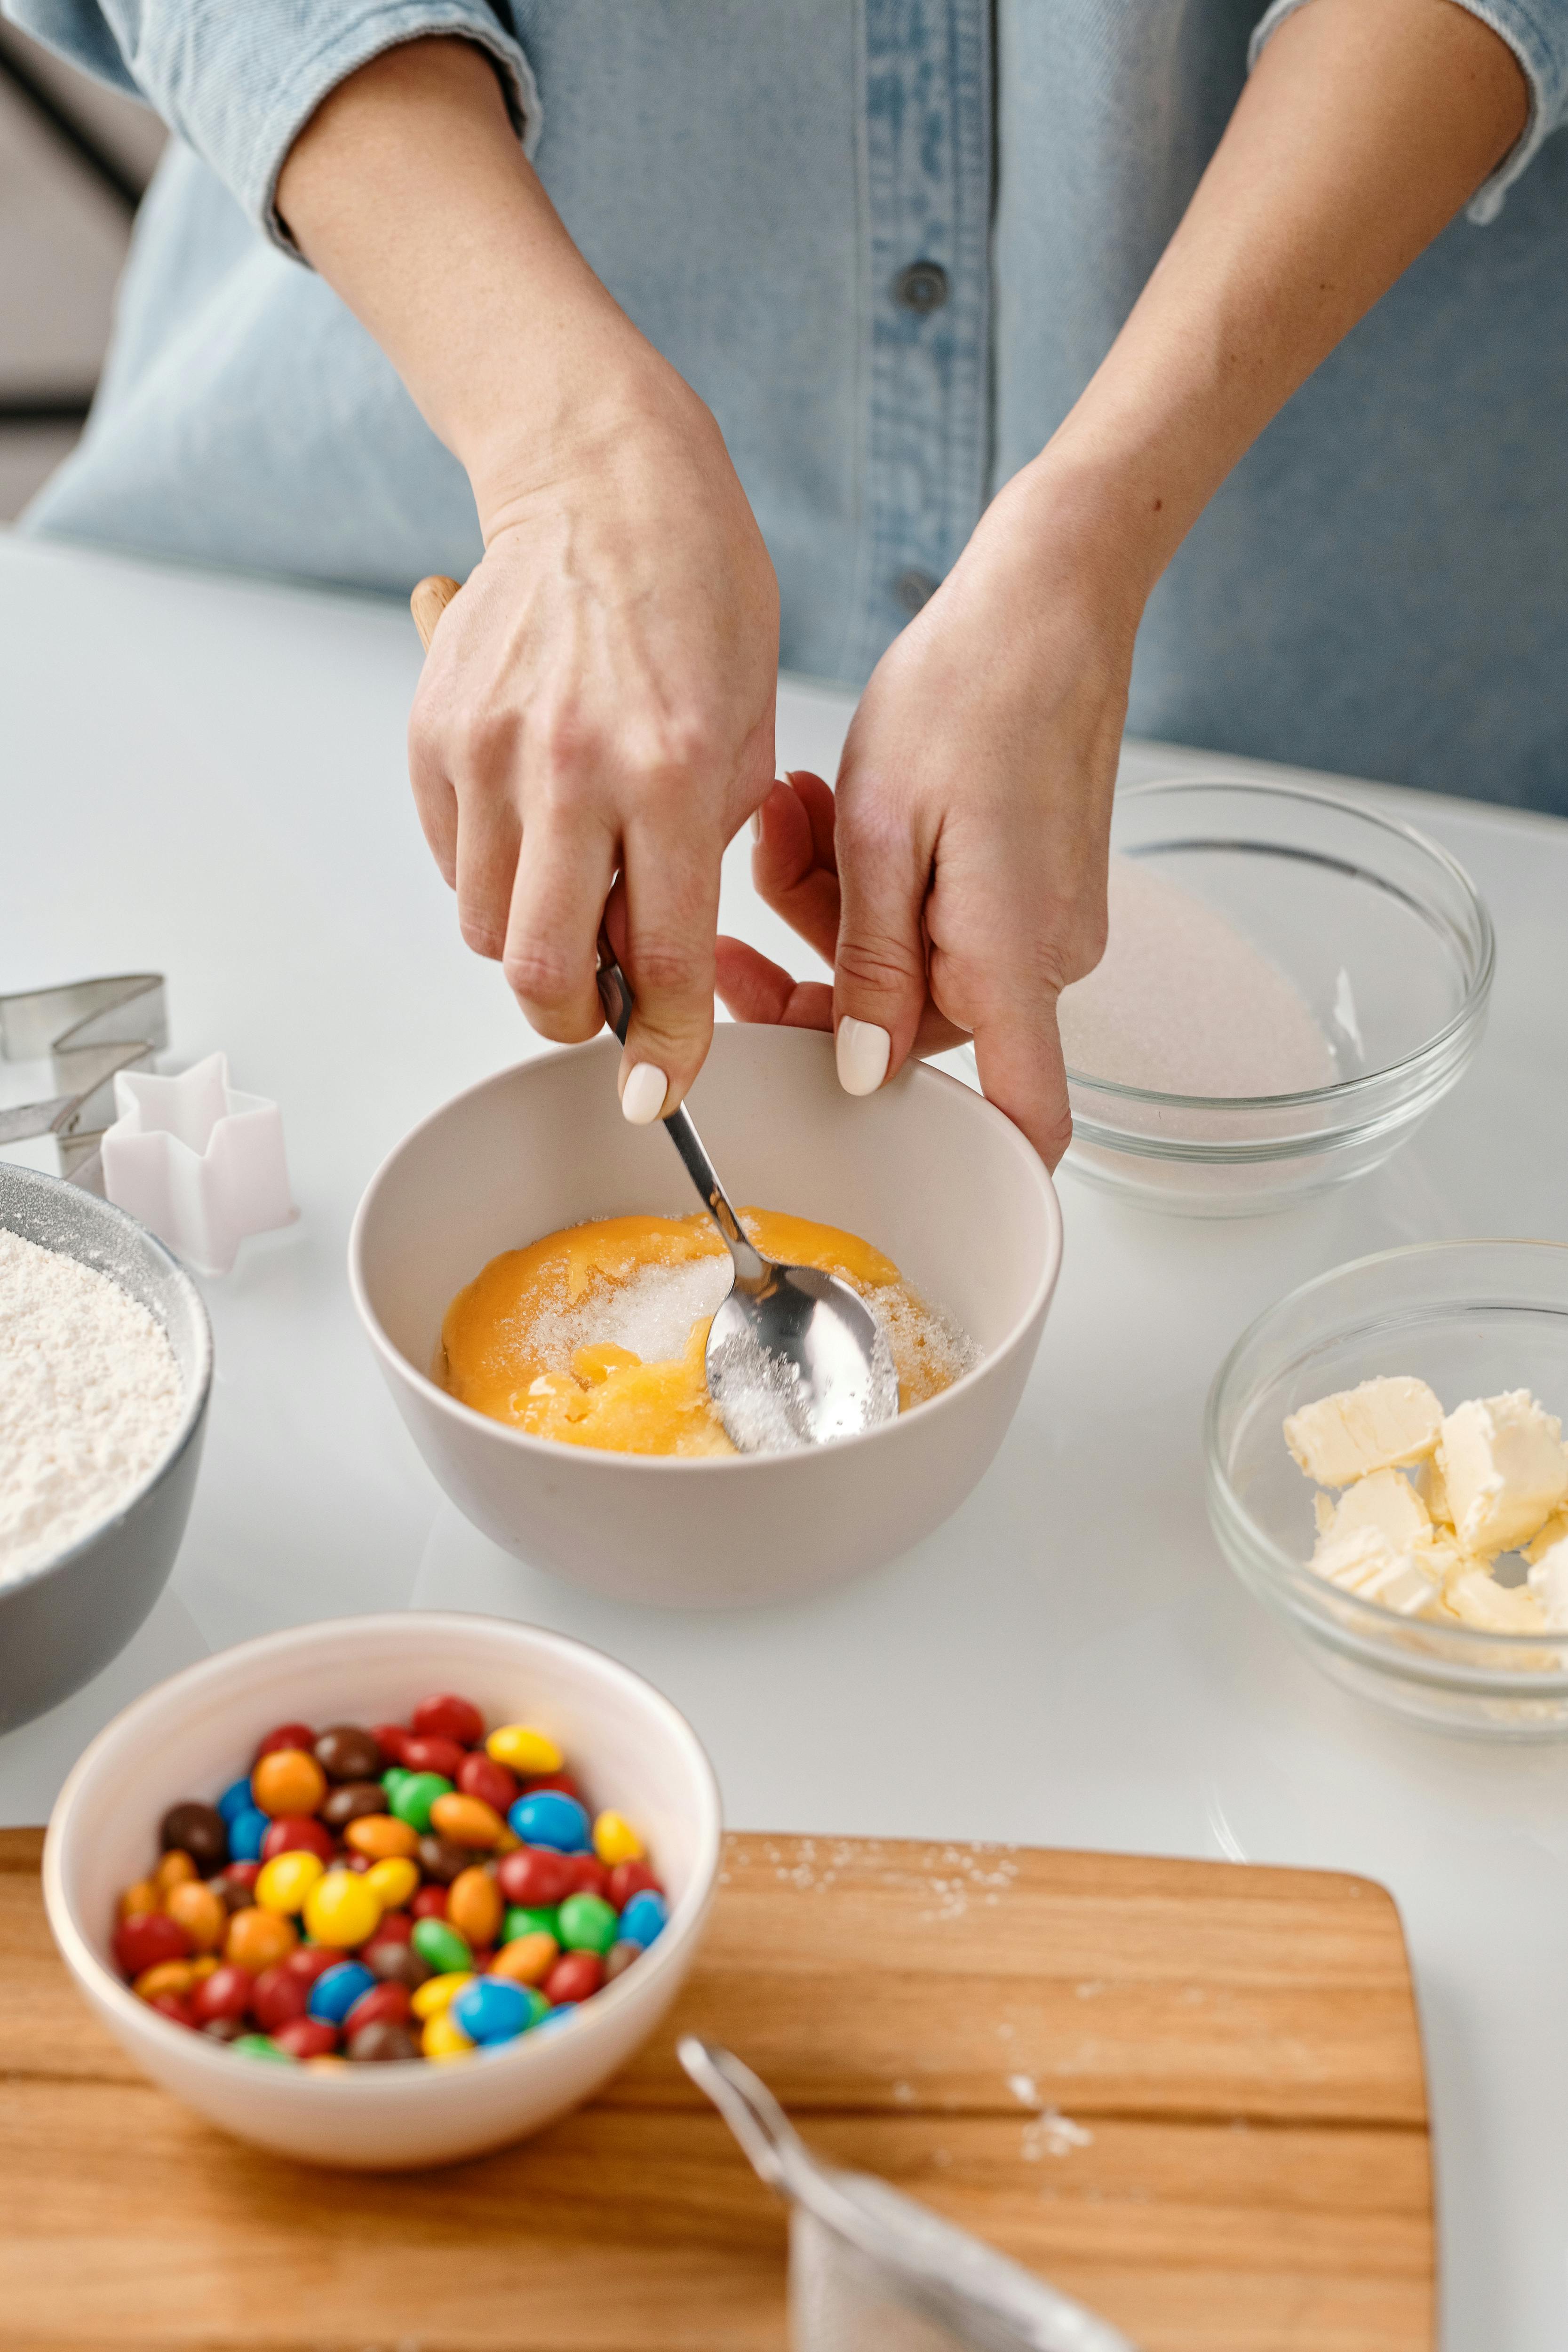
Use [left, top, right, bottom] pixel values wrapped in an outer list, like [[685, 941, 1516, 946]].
[[1049, 778, 1493, 1215]]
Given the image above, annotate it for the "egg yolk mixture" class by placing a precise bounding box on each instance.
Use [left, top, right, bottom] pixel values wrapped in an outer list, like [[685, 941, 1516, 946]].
[[438, 1209, 973, 1456]]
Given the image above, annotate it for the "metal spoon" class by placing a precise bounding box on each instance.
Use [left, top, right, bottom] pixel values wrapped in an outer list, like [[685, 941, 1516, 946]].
[[596, 954, 898, 1452]]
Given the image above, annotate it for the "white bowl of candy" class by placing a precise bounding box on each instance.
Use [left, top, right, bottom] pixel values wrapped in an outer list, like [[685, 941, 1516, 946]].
[[1207, 1242, 1568, 1736], [43, 1613, 722, 2167]]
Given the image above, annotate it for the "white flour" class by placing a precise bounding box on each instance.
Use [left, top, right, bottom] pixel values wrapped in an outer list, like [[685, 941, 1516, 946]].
[[0, 1228, 184, 1583], [1059, 856, 1336, 1097]]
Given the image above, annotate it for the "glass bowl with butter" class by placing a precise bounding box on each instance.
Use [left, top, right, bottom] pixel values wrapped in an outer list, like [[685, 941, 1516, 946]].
[[1052, 779, 1493, 1216], [1207, 1240, 1568, 1737]]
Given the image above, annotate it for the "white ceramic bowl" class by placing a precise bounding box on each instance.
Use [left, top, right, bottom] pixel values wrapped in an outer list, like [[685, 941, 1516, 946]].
[[349, 1026, 1062, 1607], [44, 1612, 722, 2168]]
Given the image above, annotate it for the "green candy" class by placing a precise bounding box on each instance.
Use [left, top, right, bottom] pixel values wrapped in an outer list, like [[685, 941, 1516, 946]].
[[503, 1904, 560, 1945], [233, 2034, 297, 2064], [389, 1770, 454, 1833], [412, 1915, 472, 1976], [517, 1987, 550, 2029], [381, 1765, 411, 1799], [557, 1891, 618, 1956]]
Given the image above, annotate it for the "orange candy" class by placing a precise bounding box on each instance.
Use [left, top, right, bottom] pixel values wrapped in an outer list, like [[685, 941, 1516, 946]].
[[250, 1748, 327, 1819], [163, 1879, 228, 1953], [345, 1813, 419, 1862], [153, 1850, 197, 1896], [118, 1877, 159, 1920], [428, 1793, 504, 1850], [491, 1931, 557, 1987], [446, 1865, 502, 1949], [134, 1959, 196, 2001], [224, 1905, 298, 1973]]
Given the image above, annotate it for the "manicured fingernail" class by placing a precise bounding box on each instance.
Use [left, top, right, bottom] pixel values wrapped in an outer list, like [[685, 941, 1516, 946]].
[[749, 809, 762, 843], [836, 1017, 891, 1097], [621, 1062, 669, 1124]]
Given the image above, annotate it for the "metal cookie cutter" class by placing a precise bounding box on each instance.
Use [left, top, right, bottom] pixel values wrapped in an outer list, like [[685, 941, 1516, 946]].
[[0, 974, 167, 1184], [682, 2041, 1140, 2352]]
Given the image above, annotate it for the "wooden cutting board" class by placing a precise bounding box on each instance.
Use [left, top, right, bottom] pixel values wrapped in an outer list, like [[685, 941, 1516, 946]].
[[0, 1827, 1432, 2350]]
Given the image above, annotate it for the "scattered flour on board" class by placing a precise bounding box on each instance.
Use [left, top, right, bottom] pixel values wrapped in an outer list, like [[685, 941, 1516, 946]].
[[0, 1229, 183, 1583], [1057, 855, 1337, 1097]]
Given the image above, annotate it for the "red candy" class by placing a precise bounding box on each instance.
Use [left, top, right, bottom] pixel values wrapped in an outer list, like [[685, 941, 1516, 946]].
[[146, 1990, 197, 2029], [371, 1909, 414, 1945], [544, 1951, 604, 2005], [559, 1853, 609, 1899], [220, 1861, 261, 1894], [523, 1771, 581, 1800], [607, 1860, 661, 1910], [411, 1693, 486, 1746], [113, 1911, 194, 1979], [497, 1847, 574, 1908], [456, 1751, 517, 1813], [344, 1980, 413, 2034], [400, 1734, 465, 1780], [272, 2018, 339, 2060], [191, 1964, 254, 2024], [260, 1816, 336, 1865], [254, 1721, 316, 1762], [411, 1885, 448, 1920], [283, 1945, 341, 1985], [252, 1962, 311, 2032], [370, 1722, 412, 1765]]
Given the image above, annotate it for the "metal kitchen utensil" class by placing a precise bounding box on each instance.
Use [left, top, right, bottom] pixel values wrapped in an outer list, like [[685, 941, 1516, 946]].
[[681, 2041, 1140, 2352], [597, 952, 898, 1452], [0, 974, 167, 1182]]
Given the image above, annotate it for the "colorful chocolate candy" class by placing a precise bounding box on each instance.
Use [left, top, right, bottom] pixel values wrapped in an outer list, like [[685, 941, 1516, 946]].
[[110, 1695, 665, 2066]]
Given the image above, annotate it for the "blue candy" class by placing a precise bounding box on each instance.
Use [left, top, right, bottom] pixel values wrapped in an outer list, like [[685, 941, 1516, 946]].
[[617, 1891, 668, 1949], [506, 1790, 590, 1853], [307, 1961, 377, 2025], [227, 1806, 269, 1863], [451, 1976, 539, 2044], [216, 1776, 254, 1826], [534, 2002, 579, 2034]]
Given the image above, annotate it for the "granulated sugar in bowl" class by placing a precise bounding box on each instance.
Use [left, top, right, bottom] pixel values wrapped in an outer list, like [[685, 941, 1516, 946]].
[[1042, 778, 1491, 1216]]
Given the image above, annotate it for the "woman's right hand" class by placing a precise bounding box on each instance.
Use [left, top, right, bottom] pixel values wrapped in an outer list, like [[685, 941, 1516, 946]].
[[278, 37, 779, 1121], [408, 364, 779, 1122]]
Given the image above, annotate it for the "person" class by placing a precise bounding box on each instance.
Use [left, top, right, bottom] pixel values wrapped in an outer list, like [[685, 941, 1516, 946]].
[[11, 1, 1562, 1164]]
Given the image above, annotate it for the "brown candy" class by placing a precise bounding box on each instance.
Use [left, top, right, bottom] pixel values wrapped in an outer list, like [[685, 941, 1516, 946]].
[[360, 1939, 432, 1990], [201, 2015, 247, 2044], [604, 1940, 642, 1983], [321, 1780, 390, 1830], [416, 1834, 475, 1886], [159, 1802, 228, 1871], [313, 1725, 384, 1783], [346, 2020, 421, 2063], [209, 1873, 258, 1915]]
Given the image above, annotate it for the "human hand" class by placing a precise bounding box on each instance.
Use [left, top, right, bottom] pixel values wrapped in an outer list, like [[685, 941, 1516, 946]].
[[409, 365, 779, 1120], [716, 474, 1136, 1165]]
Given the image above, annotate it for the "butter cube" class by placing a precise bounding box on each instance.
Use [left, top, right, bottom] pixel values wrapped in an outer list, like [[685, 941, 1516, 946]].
[[1446, 1568, 1549, 1635], [1527, 1533, 1568, 1633], [1438, 1391, 1568, 1556], [1315, 1467, 1430, 1556], [1411, 1453, 1454, 1530], [1310, 1527, 1439, 1617], [1525, 1505, 1568, 1567], [1284, 1377, 1443, 1487]]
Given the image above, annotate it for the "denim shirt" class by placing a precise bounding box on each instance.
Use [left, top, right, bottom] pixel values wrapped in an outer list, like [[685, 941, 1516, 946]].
[[11, 0, 1568, 810]]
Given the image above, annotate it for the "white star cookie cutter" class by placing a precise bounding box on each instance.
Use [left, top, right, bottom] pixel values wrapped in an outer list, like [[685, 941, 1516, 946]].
[[100, 1053, 296, 1275]]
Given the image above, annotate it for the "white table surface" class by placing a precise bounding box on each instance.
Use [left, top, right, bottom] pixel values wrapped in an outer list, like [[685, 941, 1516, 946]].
[[3, 534, 1566, 2347]]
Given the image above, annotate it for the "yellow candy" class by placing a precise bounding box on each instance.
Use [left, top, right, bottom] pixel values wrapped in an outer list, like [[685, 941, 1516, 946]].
[[592, 1810, 644, 1867], [254, 1851, 326, 1916], [411, 1970, 473, 2021], [422, 2010, 475, 2062], [486, 1724, 563, 1776], [302, 1867, 382, 1949], [363, 1856, 420, 1912]]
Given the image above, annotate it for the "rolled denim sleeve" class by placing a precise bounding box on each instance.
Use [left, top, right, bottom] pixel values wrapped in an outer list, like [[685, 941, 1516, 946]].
[[1249, 0, 1568, 222], [3, 0, 541, 251]]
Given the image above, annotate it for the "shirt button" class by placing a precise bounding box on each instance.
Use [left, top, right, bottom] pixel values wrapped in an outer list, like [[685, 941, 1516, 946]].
[[894, 569, 939, 615], [891, 261, 948, 315]]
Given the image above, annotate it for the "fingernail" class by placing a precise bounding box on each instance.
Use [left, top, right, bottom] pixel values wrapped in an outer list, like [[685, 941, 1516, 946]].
[[836, 1017, 891, 1097], [748, 809, 762, 844], [621, 1062, 669, 1124]]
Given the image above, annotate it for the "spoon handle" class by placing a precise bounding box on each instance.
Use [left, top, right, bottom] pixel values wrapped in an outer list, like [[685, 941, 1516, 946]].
[[596, 952, 772, 1292]]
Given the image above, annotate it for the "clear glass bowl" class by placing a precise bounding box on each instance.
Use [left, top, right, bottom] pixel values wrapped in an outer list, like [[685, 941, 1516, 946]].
[[1061, 779, 1494, 1216], [1206, 1241, 1568, 1738]]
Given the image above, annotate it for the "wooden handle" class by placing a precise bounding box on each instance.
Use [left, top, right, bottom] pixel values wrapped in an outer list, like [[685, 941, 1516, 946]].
[[410, 573, 462, 652]]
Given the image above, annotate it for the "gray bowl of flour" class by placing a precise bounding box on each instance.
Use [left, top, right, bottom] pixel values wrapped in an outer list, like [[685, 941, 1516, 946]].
[[0, 1166, 211, 1733]]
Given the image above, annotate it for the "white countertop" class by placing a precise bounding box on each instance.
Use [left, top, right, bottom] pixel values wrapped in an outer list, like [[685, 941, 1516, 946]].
[[3, 535, 1565, 2348]]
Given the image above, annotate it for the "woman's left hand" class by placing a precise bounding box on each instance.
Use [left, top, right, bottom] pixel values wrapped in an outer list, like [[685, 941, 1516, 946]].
[[716, 469, 1138, 1167]]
